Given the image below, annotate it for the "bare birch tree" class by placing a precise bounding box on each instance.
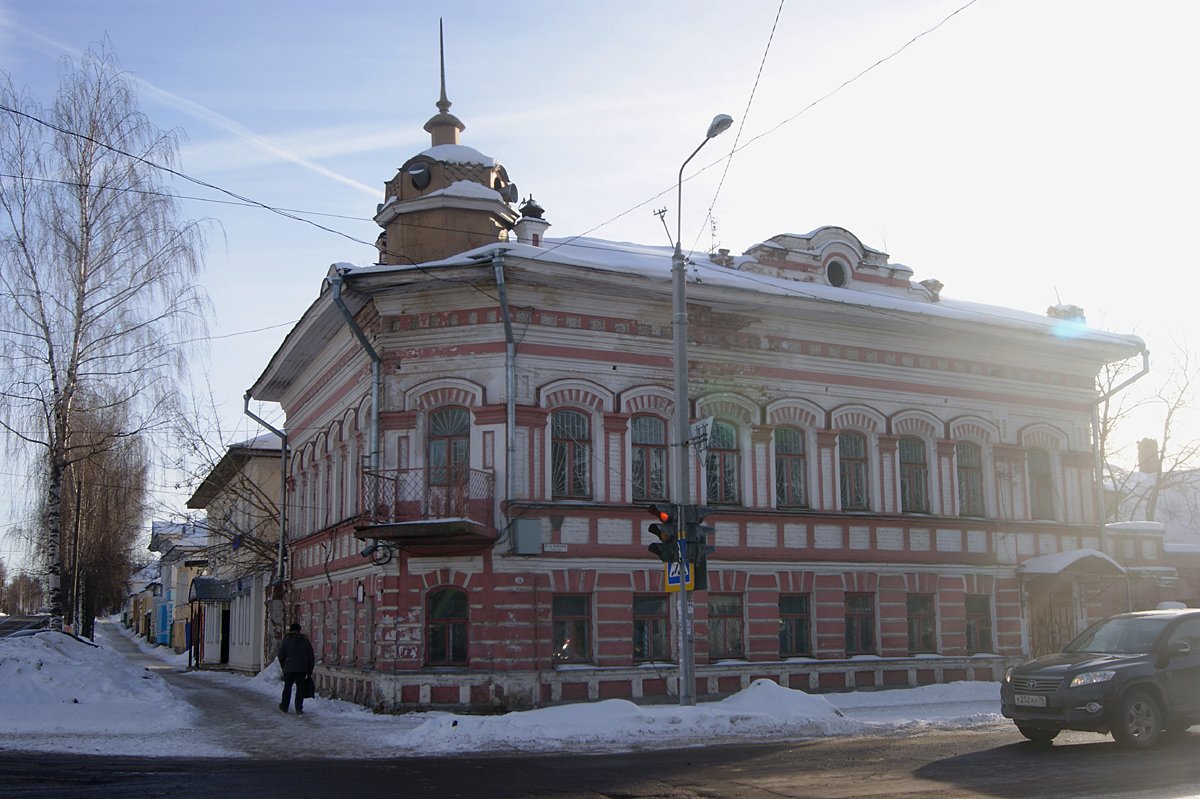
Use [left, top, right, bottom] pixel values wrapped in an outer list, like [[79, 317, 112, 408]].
[[0, 46, 207, 629], [52, 401, 150, 638]]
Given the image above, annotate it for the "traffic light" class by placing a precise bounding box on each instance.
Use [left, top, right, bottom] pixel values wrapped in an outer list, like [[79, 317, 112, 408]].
[[684, 505, 716, 561], [685, 505, 716, 590], [646, 504, 679, 563]]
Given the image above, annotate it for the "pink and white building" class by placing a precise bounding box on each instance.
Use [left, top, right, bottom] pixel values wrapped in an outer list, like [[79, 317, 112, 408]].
[[248, 74, 1157, 711]]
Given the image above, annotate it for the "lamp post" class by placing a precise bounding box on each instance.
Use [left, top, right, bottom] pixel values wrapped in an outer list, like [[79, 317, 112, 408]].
[[672, 113, 732, 706]]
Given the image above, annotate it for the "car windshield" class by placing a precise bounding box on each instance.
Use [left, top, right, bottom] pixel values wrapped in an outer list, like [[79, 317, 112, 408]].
[[1065, 617, 1170, 654]]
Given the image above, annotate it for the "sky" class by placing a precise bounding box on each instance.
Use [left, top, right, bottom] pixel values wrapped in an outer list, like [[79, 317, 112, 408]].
[[1, 0, 1198, 564], [0, 618, 1005, 757]]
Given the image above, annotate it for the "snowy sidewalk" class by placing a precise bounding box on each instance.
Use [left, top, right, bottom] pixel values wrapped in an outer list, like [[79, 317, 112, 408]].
[[0, 619, 1006, 758], [92, 620, 425, 758]]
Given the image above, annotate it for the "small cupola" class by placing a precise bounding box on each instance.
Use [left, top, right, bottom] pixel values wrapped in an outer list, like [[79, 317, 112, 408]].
[[514, 197, 550, 247], [372, 22, 520, 265]]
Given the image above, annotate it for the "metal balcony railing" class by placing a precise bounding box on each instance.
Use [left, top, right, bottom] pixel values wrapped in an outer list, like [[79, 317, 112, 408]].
[[362, 467, 494, 528]]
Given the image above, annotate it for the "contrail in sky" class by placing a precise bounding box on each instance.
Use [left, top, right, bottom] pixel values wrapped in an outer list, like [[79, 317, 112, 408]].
[[4, 21, 379, 198]]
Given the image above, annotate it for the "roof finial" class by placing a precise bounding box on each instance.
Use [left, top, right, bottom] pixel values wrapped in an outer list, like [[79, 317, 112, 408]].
[[424, 18, 465, 145], [437, 18, 451, 115]]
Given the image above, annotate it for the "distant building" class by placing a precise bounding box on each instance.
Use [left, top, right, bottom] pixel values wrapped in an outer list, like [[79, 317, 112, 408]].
[[248, 52, 1149, 710], [185, 433, 285, 672], [147, 521, 208, 652]]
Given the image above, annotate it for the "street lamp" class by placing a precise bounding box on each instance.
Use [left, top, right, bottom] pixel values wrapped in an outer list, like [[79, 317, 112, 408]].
[[672, 113, 732, 706]]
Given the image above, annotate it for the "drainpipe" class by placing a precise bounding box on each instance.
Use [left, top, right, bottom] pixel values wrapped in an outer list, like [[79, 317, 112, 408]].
[[1093, 348, 1150, 559], [243, 393, 288, 585], [327, 270, 381, 474], [492, 249, 516, 544]]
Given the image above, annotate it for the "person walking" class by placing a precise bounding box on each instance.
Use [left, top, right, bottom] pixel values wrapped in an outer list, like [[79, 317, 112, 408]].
[[276, 622, 315, 715]]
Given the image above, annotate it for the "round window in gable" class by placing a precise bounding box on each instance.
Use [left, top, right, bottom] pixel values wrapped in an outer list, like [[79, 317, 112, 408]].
[[827, 260, 848, 287]]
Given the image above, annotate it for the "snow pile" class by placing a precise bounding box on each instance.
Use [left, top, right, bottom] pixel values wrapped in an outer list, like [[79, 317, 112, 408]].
[[0, 621, 1007, 757], [0, 631, 196, 734], [391, 680, 863, 755]]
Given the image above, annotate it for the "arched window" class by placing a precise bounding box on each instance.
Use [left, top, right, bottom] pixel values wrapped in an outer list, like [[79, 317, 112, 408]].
[[705, 421, 741, 504], [425, 587, 468, 666], [839, 431, 869, 510], [956, 442, 985, 517], [1028, 448, 1055, 519], [898, 437, 929, 513], [552, 409, 591, 498], [774, 426, 807, 508], [631, 414, 668, 502], [428, 407, 470, 486]]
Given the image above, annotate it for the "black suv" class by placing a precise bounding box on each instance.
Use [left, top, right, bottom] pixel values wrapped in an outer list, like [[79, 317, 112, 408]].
[[1001, 608, 1200, 748]]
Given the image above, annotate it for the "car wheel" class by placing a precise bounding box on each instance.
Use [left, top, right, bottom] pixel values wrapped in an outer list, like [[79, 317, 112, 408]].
[[1112, 690, 1164, 749], [1016, 724, 1059, 744]]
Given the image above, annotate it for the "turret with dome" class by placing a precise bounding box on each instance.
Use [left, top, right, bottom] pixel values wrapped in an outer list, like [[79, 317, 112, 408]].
[[373, 23, 522, 265]]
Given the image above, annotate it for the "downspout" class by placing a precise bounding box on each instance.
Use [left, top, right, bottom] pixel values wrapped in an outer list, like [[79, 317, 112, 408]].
[[243, 393, 288, 585], [327, 271, 381, 474], [492, 249, 516, 545], [1093, 348, 1150, 562]]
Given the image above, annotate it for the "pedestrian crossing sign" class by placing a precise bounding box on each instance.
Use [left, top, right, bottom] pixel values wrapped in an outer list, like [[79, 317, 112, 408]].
[[664, 559, 693, 592]]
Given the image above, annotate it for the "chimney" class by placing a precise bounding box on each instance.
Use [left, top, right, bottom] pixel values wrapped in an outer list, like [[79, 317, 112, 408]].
[[1138, 438, 1161, 474]]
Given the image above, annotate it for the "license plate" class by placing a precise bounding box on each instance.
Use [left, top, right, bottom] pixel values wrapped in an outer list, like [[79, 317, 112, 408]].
[[1015, 694, 1047, 707]]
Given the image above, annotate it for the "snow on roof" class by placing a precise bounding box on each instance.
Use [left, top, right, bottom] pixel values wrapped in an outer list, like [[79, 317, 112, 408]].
[[343, 237, 1144, 350], [1019, 549, 1125, 575], [424, 180, 503, 202], [230, 432, 282, 451], [1106, 521, 1166, 535], [418, 143, 496, 166]]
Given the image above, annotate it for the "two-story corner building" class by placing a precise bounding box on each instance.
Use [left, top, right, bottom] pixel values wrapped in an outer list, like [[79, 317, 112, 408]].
[[248, 70, 1155, 712], [185, 433, 285, 672], [147, 520, 208, 652]]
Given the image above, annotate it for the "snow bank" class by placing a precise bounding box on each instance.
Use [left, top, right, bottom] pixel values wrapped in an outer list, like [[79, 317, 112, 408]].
[[0, 630, 196, 734]]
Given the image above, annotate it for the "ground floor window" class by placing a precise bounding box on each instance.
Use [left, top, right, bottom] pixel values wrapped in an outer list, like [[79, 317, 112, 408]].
[[552, 595, 591, 663], [708, 594, 744, 660], [906, 594, 937, 654], [965, 594, 993, 654], [426, 587, 468, 666], [779, 594, 811, 657], [633, 594, 670, 661], [845, 593, 875, 655]]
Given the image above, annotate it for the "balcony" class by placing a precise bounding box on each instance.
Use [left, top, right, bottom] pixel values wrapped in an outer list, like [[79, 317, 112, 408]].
[[358, 467, 496, 550]]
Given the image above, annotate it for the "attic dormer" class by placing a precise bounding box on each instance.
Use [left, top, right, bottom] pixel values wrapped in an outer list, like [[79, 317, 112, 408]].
[[733, 226, 933, 301]]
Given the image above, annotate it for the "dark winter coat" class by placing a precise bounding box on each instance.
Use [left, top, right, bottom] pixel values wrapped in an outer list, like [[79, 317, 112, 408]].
[[276, 631, 315, 675]]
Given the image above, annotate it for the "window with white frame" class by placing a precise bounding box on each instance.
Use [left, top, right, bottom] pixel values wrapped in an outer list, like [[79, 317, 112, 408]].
[[774, 426, 808, 508], [631, 414, 668, 502], [839, 431, 870, 510], [705, 421, 741, 505], [1027, 447, 1055, 520], [552, 409, 592, 499], [898, 437, 929, 513], [956, 441, 985, 517]]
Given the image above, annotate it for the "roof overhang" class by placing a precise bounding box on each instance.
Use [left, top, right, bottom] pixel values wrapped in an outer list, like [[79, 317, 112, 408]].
[[1019, 548, 1126, 577]]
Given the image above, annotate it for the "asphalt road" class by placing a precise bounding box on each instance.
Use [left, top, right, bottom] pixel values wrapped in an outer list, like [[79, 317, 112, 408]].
[[4, 727, 1200, 798]]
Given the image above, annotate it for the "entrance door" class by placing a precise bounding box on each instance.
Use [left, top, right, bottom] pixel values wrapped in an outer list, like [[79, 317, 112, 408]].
[[1029, 589, 1076, 657], [220, 608, 231, 664]]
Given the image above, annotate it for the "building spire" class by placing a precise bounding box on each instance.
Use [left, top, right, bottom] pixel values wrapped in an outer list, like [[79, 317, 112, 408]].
[[437, 19, 451, 115], [424, 18, 465, 146]]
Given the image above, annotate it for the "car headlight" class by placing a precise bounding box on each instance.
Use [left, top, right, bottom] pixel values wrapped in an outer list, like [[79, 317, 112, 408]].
[[1069, 671, 1117, 688], [1004, 667, 1013, 683]]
